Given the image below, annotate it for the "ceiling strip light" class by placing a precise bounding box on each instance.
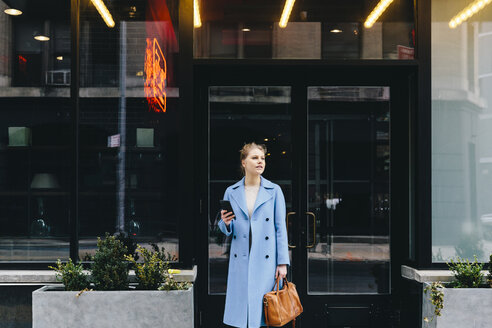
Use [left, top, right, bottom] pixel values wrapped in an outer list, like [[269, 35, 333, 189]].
[[194, 0, 202, 28], [90, 0, 115, 28], [449, 0, 492, 29], [279, 0, 295, 28], [364, 0, 394, 29]]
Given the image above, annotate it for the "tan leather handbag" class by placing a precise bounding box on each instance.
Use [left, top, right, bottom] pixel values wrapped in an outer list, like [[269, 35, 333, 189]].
[[263, 277, 303, 327]]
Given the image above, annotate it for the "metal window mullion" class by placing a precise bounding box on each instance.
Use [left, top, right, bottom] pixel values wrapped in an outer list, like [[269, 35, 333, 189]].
[[70, 0, 80, 262]]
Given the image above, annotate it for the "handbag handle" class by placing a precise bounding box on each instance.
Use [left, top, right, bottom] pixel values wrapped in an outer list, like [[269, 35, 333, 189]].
[[274, 276, 289, 294]]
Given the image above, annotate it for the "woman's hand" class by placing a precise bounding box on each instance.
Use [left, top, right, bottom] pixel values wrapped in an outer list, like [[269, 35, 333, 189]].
[[275, 264, 287, 279], [220, 210, 235, 226]]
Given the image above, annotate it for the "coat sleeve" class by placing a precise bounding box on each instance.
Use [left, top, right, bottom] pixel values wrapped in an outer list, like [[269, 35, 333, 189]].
[[218, 188, 234, 236], [274, 185, 290, 266]]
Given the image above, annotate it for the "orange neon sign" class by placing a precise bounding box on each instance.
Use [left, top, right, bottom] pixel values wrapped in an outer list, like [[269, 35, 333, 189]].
[[144, 38, 167, 113]]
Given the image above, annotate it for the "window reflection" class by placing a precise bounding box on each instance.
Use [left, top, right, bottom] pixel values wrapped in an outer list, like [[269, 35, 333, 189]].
[[432, 0, 492, 262], [0, 0, 71, 261], [194, 0, 415, 60], [0, 0, 181, 262], [307, 86, 390, 294], [78, 0, 180, 262]]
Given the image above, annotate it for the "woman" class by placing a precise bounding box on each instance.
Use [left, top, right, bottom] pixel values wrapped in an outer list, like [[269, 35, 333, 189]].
[[218, 142, 290, 328]]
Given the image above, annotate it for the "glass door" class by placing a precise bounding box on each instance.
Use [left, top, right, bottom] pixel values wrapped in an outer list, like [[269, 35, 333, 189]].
[[299, 86, 392, 327], [307, 86, 390, 295], [205, 86, 295, 322], [197, 67, 411, 328]]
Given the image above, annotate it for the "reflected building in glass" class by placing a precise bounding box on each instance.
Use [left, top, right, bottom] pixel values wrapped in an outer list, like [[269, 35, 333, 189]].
[[432, 0, 492, 262]]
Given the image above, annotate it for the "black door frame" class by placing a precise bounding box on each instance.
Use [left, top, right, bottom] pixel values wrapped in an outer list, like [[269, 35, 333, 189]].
[[195, 62, 417, 327]]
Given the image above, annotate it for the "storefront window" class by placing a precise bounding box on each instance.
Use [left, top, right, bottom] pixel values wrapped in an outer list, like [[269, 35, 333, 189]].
[[194, 0, 415, 60], [0, 0, 180, 263], [432, 0, 492, 262], [78, 0, 179, 261], [0, 1, 71, 261]]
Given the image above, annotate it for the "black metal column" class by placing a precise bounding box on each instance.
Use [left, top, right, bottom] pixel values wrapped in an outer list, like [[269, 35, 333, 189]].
[[70, 0, 80, 262], [179, 0, 194, 268], [416, 0, 432, 268]]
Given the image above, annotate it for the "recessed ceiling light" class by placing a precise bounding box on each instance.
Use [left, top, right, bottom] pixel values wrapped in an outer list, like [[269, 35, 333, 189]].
[[56, 56, 63, 61], [4, 8, 23, 16], [34, 35, 50, 41], [330, 29, 343, 33], [242, 28, 251, 32]]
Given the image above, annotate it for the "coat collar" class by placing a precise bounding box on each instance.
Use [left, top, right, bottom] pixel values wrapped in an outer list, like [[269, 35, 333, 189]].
[[230, 176, 275, 219]]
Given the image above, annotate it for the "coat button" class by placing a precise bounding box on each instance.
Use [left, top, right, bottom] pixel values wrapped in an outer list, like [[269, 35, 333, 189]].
[[266, 218, 270, 221], [265, 255, 269, 259], [233, 235, 236, 239], [234, 254, 237, 257], [265, 236, 269, 240]]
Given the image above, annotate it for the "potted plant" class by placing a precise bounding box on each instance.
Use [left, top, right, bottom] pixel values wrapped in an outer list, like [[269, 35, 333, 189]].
[[422, 255, 490, 328], [32, 234, 193, 328]]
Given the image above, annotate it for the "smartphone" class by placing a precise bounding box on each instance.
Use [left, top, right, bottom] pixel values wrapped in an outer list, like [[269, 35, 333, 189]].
[[219, 200, 235, 217]]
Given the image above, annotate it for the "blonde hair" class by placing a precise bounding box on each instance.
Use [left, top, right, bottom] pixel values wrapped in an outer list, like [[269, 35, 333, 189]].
[[239, 142, 267, 176]]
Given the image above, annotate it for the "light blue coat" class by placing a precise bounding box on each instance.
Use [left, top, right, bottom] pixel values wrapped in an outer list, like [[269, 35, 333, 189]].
[[218, 176, 290, 328]]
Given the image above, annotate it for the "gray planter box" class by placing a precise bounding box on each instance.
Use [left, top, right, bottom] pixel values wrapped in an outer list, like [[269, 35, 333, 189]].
[[32, 285, 193, 328], [422, 284, 492, 328]]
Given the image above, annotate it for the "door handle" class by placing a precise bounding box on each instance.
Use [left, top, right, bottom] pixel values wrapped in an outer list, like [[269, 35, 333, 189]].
[[286, 212, 297, 249], [306, 211, 316, 249]]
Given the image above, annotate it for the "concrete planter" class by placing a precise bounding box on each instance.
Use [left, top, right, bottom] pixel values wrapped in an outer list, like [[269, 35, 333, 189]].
[[32, 285, 193, 328], [422, 284, 492, 328]]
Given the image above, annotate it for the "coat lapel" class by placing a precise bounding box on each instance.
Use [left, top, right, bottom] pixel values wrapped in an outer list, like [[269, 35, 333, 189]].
[[229, 177, 249, 219], [252, 177, 274, 218], [230, 176, 275, 219]]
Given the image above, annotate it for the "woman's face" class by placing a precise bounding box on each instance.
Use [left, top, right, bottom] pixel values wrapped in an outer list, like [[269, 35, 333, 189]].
[[242, 147, 266, 177]]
